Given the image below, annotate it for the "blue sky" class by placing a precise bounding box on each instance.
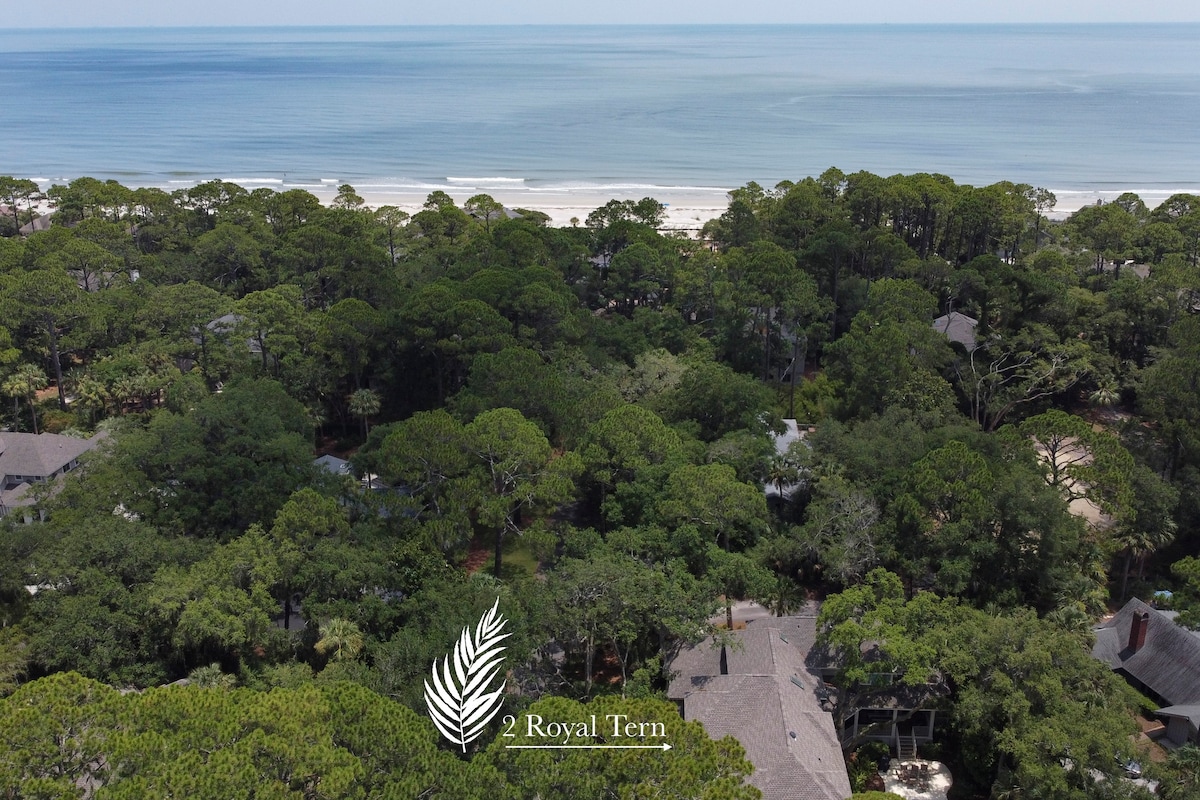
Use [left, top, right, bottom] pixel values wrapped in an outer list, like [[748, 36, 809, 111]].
[[13, 0, 1200, 27]]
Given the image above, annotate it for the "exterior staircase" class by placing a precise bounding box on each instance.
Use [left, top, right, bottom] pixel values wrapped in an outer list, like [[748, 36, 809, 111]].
[[896, 733, 918, 761]]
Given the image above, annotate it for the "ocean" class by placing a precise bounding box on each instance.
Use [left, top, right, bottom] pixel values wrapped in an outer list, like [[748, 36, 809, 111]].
[[2, 24, 1199, 209]]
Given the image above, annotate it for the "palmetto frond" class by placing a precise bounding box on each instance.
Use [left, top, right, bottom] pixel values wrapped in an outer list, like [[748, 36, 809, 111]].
[[423, 598, 510, 752]]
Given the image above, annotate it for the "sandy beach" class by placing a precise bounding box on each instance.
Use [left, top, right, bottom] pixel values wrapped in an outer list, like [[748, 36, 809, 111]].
[[26, 179, 1200, 232], [315, 182, 735, 232], [299, 182, 1198, 229]]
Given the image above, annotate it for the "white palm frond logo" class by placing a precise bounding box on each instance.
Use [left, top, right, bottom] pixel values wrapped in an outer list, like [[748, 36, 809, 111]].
[[424, 597, 510, 752]]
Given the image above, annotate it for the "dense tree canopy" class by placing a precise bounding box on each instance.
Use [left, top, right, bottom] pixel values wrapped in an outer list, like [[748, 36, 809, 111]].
[[1, 171, 1196, 799]]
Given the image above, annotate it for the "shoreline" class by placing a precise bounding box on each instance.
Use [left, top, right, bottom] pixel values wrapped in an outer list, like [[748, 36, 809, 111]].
[[289, 184, 1200, 229], [23, 177, 1200, 230]]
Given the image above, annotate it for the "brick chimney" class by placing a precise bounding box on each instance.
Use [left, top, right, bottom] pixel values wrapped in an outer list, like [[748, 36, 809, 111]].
[[1128, 610, 1150, 653]]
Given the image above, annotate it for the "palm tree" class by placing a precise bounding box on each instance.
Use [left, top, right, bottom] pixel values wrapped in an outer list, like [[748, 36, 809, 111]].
[[187, 663, 237, 689], [1044, 602, 1093, 643], [72, 373, 110, 425], [348, 388, 381, 440], [1088, 382, 1120, 408], [766, 455, 801, 499], [2, 364, 48, 434], [315, 618, 364, 662], [1161, 745, 1200, 800]]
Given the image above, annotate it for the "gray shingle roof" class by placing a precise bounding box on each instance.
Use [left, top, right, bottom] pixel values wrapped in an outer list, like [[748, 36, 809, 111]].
[[932, 311, 979, 352], [313, 454, 352, 475], [1093, 598, 1200, 707], [0, 481, 34, 511], [0, 432, 97, 484], [669, 614, 852, 800], [1157, 704, 1200, 727]]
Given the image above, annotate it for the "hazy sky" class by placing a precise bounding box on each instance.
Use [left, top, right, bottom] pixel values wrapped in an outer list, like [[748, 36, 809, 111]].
[[12, 0, 1200, 28]]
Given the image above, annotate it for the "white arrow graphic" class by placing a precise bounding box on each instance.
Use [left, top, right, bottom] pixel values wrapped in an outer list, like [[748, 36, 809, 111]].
[[505, 743, 673, 751]]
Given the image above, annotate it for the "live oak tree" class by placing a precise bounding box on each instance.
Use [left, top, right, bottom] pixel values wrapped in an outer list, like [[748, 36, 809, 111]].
[[88, 378, 314, 535], [952, 327, 1092, 431], [940, 607, 1141, 799], [1140, 315, 1200, 475], [545, 545, 711, 691], [1156, 744, 1200, 800], [892, 440, 998, 595], [147, 526, 281, 671], [22, 516, 197, 686], [815, 569, 958, 751], [790, 474, 882, 586], [657, 358, 778, 442]]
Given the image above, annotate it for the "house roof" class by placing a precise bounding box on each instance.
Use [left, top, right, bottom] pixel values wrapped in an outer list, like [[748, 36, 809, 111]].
[[0, 481, 34, 511], [669, 614, 851, 800], [1093, 598, 1200, 707], [313, 454, 352, 475], [1157, 610, 1200, 642], [18, 214, 52, 235], [931, 311, 979, 352], [0, 432, 98, 482], [1157, 704, 1200, 728]]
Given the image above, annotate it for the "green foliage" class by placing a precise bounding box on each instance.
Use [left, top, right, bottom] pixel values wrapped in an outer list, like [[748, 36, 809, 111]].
[[1171, 556, 1200, 629], [3, 173, 1197, 800], [580, 404, 690, 525], [1154, 744, 1200, 800], [1017, 409, 1136, 520], [816, 569, 957, 749], [484, 695, 760, 800], [65, 378, 314, 535], [657, 358, 777, 442], [826, 279, 952, 420], [465, 407, 582, 576], [543, 545, 712, 691], [940, 606, 1141, 799]]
